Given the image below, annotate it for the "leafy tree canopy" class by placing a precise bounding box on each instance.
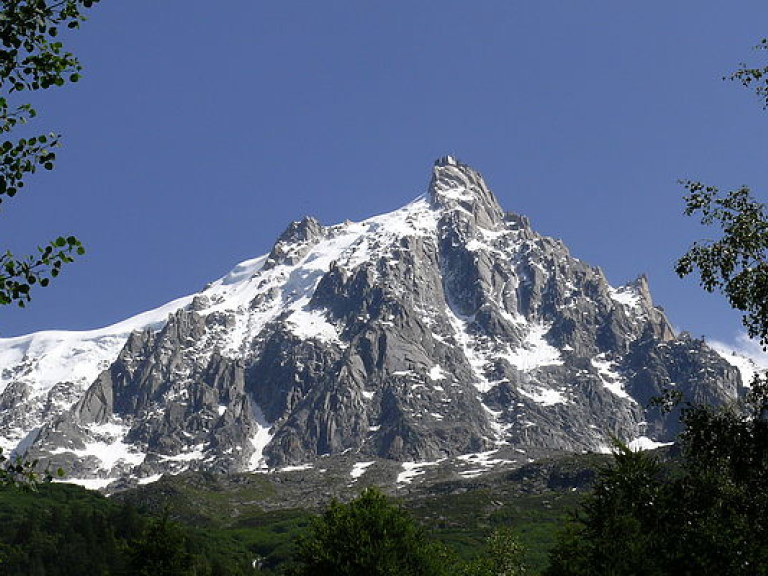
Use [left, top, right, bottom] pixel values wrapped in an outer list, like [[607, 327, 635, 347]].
[[288, 488, 453, 576], [0, 0, 99, 309], [676, 181, 768, 349], [729, 38, 768, 108], [676, 38, 768, 349], [457, 526, 529, 576]]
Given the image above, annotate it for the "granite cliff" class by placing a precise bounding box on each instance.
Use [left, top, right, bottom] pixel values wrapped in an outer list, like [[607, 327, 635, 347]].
[[0, 157, 744, 490]]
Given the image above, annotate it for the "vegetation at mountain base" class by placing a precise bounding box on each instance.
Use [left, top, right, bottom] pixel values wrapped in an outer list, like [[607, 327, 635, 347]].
[[545, 401, 768, 575], [0, 0, 95, 309], [0, 470, 575, 576], [0, 482, 260, 575], [110, 453, 605, 573], [267, 487, 532, 576], [0, 450, 608, 574]]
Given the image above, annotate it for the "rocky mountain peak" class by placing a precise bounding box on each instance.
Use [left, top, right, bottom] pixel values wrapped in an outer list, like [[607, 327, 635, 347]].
[[263, 216, 325, 270], [0, 158, 747, 492], [630, 274, 653, 306], [429, 156, 505, 229]]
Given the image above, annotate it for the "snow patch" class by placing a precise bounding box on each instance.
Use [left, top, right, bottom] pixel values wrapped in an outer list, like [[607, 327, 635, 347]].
[[50, 421, 145, 470], [350, 461, 375, 479], [592, 355, 633, 401], [457, 449, 510, 466], [435, 185, 474, 203], [456, 450, 513, 478], [482, 402, 511, 444], [248, 403, 273, 471], [444, 305, 493, 393], [609, 285, 642, 310], [392, 370, 415, 377], [219, 256, 268, 286], [519, 386, 567, 406], [158, 446, 205, 463], [0, 294, 194, 396], [396, 460, 442, 484], [280, 464, 314, 472], [506, 323, 563, 371], [428, 365, 447, 381], [285, 302, 340, 344], [628, 437, 674, 451], [137, 473, 163, 485], [58, 477, 116, 491]]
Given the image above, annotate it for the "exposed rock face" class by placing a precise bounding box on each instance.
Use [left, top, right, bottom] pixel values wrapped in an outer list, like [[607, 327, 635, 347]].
[[0, 156, 745, 490]]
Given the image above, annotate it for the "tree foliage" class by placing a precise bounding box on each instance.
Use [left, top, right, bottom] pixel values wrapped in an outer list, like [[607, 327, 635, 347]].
[[545, 442, 671, 576], [288, 488, 452, 576], [675, 39, 768, 348], [0, 483, 258, 575], [458, 526, 528, 576], [729, 38, 768, 108], [547, 406, 768, 576], [0, 0, 98, 309], [676, 181, 768, 348], [127, 511, 196, 576]]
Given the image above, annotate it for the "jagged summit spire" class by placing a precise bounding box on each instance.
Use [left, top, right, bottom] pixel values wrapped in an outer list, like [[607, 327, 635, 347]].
[[434, 154, 461, 167], [428, 155, 504, 228]]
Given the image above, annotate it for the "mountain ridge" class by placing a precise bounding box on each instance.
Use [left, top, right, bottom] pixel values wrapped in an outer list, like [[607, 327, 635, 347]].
[[0, 156, 749, 491]]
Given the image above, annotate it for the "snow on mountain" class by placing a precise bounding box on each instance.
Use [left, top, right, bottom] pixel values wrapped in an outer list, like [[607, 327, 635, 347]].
[[0, 157, 744, 491], [0, 197, 433, 450], [709, 335, 768, 387], [0, 295, 194, 452], [0, 194, 444, 480], [0, 295, 194, 398]]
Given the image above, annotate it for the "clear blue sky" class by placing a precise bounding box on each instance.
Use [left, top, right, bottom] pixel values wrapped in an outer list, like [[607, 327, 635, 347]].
[[2, 2, 767, 357]]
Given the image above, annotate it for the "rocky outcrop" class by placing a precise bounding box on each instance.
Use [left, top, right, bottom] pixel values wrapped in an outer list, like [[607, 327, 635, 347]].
[[263, 216, 325, 270]]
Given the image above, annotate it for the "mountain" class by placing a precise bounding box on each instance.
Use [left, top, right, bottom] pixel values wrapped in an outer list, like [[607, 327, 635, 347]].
[[0, 157, 747, 491]]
